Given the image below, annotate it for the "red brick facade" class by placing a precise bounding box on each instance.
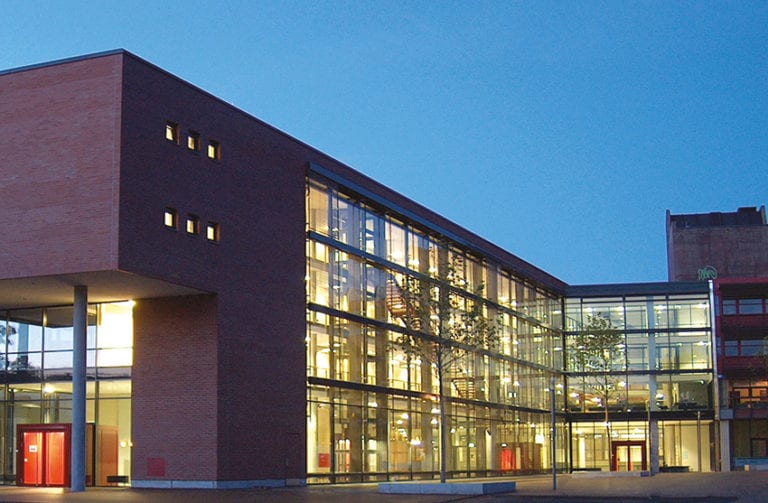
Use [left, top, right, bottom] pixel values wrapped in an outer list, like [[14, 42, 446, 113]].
[[0, 51, 310, 487], [666, 207, 768, 282], [119, 52, 311, 485], [0, 56, 122, 279], [132, 295, 219, 482]]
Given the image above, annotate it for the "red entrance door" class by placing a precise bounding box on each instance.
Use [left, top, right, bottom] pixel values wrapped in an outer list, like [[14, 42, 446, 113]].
[[612, 441, 647, 472], [17, 424, 71, 487]]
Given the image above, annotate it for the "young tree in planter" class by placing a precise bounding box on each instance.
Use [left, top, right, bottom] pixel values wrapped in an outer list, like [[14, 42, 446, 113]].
[[571, 314, 624, 469], [389, 253, 499, 484]]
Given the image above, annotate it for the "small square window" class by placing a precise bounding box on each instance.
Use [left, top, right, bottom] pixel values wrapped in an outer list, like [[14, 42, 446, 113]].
[[164, 208, 178, 229], [187, 131, 200, 151], [165, 121, 179, 143], [206, 222, 220, 242], [207, 140, 221, 160], [186, 215, 200, 235]]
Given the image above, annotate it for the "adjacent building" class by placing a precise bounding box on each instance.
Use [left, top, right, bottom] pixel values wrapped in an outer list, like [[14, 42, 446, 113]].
[[0, 50, 741, 489], [667, 206, 768, 282], [715, 278, 768, 470], [667, 207, 768, 470]]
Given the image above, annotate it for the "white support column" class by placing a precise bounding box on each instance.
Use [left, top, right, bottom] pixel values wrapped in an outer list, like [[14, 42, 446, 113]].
[[71, 285, 87, 491]]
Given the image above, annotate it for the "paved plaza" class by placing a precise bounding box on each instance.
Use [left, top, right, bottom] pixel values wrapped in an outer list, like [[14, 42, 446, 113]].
[[0, 472, 765, 503]]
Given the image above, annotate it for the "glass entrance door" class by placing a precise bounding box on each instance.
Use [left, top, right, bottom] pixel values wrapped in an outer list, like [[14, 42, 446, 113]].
[[612, 441, 647, 471]]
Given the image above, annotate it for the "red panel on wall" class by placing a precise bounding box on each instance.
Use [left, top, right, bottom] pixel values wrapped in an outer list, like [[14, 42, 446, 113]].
[[147, 457, 166, 477]]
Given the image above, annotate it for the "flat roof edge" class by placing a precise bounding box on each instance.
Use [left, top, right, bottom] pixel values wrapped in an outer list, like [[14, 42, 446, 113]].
[[566, 281, 710, 297], [0, 49, 128, 78], [310, 162, 567, 292]]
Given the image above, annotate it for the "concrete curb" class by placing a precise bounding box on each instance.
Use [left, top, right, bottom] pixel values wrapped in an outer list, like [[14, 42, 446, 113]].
[[378, 481, 516, 495]]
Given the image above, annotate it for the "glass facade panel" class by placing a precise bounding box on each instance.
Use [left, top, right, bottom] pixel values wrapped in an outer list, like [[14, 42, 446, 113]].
[[305, 178, 565, 481], [668, 297, 710, 328], [565, 289, 714, 471]]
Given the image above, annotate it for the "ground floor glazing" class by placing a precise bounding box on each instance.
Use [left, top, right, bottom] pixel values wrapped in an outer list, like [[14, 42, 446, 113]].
[[570, 418, 714, 472], [306, 383, 568, 483], [1, 303, 133, 486]]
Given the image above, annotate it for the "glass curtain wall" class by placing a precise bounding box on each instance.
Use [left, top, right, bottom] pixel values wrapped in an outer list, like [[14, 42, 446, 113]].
[[0, 301, 133, 484], [565, 292, 714, 471], [306, 179, 565, 482]]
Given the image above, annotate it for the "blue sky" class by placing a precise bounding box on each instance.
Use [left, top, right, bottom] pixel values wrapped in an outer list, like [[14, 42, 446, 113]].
[[2, 1, 765, 285]]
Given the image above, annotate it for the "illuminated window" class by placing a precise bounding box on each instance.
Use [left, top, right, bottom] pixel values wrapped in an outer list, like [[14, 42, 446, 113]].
[[186, 215, 199, 235], [207, 140, 221, 160], [164, 208, 178, 229], [206, 222, 220, 242], [96, 301, 135, 367], [187, 131, 200, 151], [165, 121, 179, 143]]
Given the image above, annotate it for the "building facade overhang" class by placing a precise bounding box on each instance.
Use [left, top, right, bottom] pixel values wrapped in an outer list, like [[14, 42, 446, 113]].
[[0, 270, 209, 310]]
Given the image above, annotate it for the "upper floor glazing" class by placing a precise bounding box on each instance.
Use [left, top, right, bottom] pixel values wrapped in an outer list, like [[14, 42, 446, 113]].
[[306, 177, 565, 408]]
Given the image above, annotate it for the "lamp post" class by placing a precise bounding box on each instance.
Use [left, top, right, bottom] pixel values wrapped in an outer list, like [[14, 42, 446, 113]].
[[551, 376, 557, 491]]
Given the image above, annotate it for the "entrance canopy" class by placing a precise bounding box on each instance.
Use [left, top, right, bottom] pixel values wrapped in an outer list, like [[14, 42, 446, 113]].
[[0, 271, 208, 310]]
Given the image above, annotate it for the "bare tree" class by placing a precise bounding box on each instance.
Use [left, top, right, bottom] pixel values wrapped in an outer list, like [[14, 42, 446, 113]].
[[389, 252, 499, 483], [0, 325, 14, 367], [570, 314, 624, 468]]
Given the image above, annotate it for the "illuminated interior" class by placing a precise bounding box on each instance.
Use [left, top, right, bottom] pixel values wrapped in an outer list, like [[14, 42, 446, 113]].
[[305, 179, 566, 482], [0, 301, 133, 484]]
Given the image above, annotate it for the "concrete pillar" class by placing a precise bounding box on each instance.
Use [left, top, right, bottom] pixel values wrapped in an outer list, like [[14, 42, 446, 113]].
[[71, 285, 87, 491], [646, 298, 658, 410], [649, 419, 659, 474], [720, 420, 731, 472]]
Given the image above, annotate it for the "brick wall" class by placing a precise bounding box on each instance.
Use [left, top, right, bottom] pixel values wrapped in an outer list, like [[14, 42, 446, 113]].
[[119, 54, 307, 483], [668, 226, 768, 281], [0, 56, 122, 279], [132, 295, 219, 482]]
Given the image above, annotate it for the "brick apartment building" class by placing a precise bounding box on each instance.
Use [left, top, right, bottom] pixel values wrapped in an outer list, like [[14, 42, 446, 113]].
[[667, 207, 768, 470]]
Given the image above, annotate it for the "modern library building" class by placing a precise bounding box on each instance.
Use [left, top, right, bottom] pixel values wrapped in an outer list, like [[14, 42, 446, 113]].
[[0, 50, 722, 488]]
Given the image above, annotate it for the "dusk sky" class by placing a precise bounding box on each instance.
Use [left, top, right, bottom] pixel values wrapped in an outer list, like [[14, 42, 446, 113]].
[[3, 2, 765, 285]]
